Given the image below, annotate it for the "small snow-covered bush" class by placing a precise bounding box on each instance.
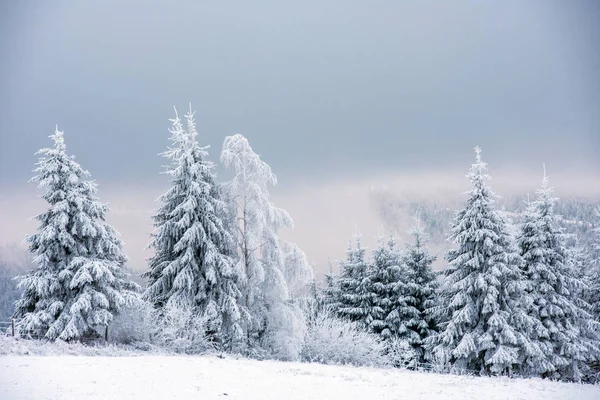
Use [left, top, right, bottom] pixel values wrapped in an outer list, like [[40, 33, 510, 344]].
[[109, 298, 213, 354], [386, 337, 419, 369], [262, 303, 306, 362], [301, 311, 389, 367], [108, 298, 154, 345], [150, 303, 214, 354]]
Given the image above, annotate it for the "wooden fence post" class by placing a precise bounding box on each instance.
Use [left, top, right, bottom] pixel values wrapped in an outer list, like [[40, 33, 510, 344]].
[[11, 319, 14, 337], [105, 326, 108, 342]]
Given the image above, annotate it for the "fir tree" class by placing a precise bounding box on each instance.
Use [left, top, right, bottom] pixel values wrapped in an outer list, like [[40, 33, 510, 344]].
[[14, 127, 139, 341], [431, 147, 530, 375], [586, 207, 600, 381], [401, 220, 439, 362], [588, 207, 600, 321], [517, 170, 600, 381], [144, 107, 245, 347], [308, 278, 320, 310], [368, 235, 403, 339], [337, 234, 372, 327], [321, 258, 342, 312]]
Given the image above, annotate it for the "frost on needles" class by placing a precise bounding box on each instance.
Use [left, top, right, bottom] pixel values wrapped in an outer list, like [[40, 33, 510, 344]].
[[13, 127, 139, 341], [399, 220, 439, 363], [583, 206, 600, 324], [430, 146, 530, 375], [367, 234, 403, 339], [516, 169, 600, 380], [337, 234, 371, 326], [143, 107, 246, 348], [141, 109, 311, 358]]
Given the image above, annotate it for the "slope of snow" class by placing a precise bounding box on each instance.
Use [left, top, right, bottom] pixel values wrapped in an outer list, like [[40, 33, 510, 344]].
[[1, 355, 598, 400], [0, 335, 168, 357]]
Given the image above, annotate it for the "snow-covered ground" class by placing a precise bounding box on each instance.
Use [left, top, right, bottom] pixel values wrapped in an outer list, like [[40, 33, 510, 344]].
[[1, 354, 598, 400]]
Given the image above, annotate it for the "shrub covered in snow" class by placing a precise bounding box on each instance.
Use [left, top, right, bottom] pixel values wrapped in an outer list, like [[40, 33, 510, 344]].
[[261, 302, 306, 361], [149, 303, 214, 355], [109, 300, 214, 355], [386, 337, 419, 369], [301, 311, 389, 367], [108, 299, 154, 345]]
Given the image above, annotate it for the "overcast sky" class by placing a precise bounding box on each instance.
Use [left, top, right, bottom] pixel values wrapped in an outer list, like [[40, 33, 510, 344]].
[[1, 0, 599, 273]]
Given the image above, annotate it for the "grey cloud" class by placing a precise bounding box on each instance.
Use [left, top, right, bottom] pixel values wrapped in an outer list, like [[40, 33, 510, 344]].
[[1, 1, 600, 274], [1, 0, 599, 189]]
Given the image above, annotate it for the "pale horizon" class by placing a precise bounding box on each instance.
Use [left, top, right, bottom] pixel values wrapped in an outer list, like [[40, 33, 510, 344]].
[[2, 158, 598, 277], [1, 0, 599, 278]]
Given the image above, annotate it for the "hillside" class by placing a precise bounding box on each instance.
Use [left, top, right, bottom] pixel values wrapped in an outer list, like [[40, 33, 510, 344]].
[[371, 193, 599, 261]]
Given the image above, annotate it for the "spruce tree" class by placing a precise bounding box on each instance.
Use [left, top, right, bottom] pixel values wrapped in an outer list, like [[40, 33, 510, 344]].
[[321, 258, 342, 312], [517, 171, 600, 381], [431, 147, 529, 375], [588, 207, 600, 321], [14, 127, 139, 341], [337, 234, 372, 327], [369, 235, 403, 338], [586, 207, 600, 381], [401, 220, 439, 362], [144, 107, 245, 347]]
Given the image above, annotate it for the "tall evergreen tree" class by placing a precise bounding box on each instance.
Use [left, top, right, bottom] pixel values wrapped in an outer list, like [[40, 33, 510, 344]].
[[586, 207, 600, 381], [144, 107, 245, 347], [431, 147, 530, 375], [588, 207, 600, 321], [401, 220, 439, 362], [14, 127, 139, 341], [517, 170, 600, 381], [368, 235, 403, 338], [221, 133, 311, 360], [337, 234, 372, 327], [594, 207, 600, 265], [321, 258, 342, 312]]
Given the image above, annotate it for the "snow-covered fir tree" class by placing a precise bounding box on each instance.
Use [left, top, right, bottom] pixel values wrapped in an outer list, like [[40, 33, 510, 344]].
[[593, 207, 600, 266], [368, 235, 403, 338], [586, 206, 600, 381], [337, 234, 372, 327], [144, 107, 246, 347], [14, 127, 139, 341], [400, 220, 439, 362], [430, 147, 530, 375], [307, 278, 320, 313], [221, 133, 312, 360], [588, 207, 600, 321], [517, 170, 600, 381], [321, 258, 342, 312]]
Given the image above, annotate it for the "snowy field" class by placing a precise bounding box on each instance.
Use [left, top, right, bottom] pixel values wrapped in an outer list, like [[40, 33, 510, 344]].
[[1, 355, 599, 400]]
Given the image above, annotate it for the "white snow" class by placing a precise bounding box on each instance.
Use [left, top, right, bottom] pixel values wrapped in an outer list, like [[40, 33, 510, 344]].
[[1, 354, 598, 400]]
